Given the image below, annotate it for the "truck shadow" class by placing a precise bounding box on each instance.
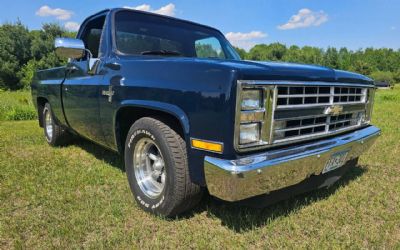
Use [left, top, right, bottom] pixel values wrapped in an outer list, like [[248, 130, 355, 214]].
[[74, 139, 125, 171], [190, 165, 367, 233], [72, 138, 367, 233]]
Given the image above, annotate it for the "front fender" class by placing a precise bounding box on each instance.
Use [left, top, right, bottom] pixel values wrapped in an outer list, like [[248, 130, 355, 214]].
[[117, 99, 190, 136]]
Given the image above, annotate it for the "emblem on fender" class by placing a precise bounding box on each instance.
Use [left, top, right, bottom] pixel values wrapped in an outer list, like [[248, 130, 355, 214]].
[[325, 105, 344, 116]]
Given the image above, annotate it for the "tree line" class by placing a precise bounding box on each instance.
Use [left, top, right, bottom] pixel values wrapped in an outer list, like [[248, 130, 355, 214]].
[[235, 44, 400, 85], [0, 21, 399, 90]]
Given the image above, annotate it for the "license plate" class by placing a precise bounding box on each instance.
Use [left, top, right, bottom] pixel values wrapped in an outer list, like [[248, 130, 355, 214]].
[[322, 150, 349, 174]]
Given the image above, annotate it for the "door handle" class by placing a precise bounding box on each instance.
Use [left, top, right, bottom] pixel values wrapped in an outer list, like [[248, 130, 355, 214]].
[[104, 62, 121, 71]]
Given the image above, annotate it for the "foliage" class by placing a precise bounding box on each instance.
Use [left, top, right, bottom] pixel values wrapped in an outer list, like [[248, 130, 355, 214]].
[[195, 44, 221, 58], [235, 44, 400, 82], [0, 21, 75, 90], [233, 46, 247, 59], [369, 71, 394, 85], [0, 90, 36, 120]]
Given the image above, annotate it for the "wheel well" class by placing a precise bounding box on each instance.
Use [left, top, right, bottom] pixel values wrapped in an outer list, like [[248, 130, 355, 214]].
[[115, 107, 185, 154], [37, 97, 48, 127]]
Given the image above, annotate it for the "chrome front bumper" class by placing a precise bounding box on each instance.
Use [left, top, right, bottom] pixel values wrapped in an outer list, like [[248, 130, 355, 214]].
[[204, 126, 380, 201]]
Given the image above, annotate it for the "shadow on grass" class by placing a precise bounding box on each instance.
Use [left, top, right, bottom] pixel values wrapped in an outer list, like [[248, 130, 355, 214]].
[[185, 164, 367, 233], [74, 138, 125, 171], [71, 138, 367, 233]]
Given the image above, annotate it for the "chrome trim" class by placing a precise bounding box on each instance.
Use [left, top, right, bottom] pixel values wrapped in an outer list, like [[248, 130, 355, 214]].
[[240, 80, 374, 88], [240, 109, 265, 123], [206, 126, 380, 201], [234, 81, 274, 151], [365, 88, 376, 123], [234, 80, 375, 152], [276, 86, 367, 109], [190, 137, 224, 154]]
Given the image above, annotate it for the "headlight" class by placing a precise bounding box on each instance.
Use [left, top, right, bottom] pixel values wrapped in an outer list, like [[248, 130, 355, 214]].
[[241, 89, 262, 110], [239, 123, 260, 144], [235, 82, 274, 151]]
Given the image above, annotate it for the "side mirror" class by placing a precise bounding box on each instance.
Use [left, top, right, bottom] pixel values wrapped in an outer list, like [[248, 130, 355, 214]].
[[55, 38, 85, 59]]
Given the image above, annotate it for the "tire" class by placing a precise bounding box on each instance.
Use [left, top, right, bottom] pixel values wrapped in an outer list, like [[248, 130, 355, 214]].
[[42, 103, 71, 146], [124, 117, 203, 217]]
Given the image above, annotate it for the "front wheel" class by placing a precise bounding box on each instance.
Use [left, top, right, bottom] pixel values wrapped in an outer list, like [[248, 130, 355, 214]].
[[124, 117, 203, 217]]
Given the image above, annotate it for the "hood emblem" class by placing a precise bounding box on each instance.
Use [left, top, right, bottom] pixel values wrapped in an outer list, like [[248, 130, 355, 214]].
[[325, 105, 344, 116]]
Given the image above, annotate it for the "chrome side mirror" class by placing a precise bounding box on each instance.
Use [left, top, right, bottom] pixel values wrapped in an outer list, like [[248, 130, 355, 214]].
[[55, 38, 85, 59]]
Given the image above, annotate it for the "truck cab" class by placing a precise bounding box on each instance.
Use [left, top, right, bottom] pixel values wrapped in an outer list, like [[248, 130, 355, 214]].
[[31, 8, 380, 217]]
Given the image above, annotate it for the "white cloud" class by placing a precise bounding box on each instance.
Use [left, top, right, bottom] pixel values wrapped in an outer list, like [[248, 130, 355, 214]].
[[278, 8, 328, 30], [225, 31, 267, 50], [64, 22, 80, 31], [36, 5, 73, 20], [124, 3, 176, 17]]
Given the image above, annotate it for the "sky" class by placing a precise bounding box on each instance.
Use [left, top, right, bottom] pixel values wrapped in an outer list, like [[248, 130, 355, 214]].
[[0, 0, 399, 51]]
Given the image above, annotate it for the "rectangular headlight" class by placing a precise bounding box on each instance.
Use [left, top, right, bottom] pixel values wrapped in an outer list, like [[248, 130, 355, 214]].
[[239, 123, 260, 144], [241, 89, 262, 110]]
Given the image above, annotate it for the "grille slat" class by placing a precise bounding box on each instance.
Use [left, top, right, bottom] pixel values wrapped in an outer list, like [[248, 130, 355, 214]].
[[273, 84, 368, 143], [273, 110, 364, 142], [277, 86, 367, 108]]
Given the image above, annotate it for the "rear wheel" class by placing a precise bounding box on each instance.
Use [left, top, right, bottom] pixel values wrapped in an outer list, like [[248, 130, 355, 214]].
[[42, 103, 71, 146], [125, 117, 203, 217]]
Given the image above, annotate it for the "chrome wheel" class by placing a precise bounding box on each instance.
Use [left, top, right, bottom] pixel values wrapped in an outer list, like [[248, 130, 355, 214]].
[[44, 109, 53, 141], [133, 138, 166, 199]]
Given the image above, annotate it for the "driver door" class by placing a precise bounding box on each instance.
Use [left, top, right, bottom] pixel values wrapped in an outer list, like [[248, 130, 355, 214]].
[[62, 15, 108, 145]]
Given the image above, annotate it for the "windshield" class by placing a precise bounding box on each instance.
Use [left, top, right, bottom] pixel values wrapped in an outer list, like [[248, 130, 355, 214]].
[[114, 10, 240, 60]]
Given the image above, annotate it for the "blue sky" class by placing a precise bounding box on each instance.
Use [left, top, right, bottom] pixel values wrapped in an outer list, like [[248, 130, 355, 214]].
[[1, 0, 399, 50]]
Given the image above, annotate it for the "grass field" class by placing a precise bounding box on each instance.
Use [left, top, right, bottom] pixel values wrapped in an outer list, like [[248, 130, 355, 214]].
[[0, 90, 36, 121], [0, 88, 399, 249]]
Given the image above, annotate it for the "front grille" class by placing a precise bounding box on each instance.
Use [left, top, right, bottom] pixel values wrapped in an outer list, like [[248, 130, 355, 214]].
[[235, 80, 374, 152], [273, 85, 369, 143], [277, 86, 367, 108]]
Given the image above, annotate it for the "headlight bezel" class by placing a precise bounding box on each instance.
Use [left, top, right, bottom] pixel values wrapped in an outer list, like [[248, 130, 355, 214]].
[[234, 82, 275, 151]]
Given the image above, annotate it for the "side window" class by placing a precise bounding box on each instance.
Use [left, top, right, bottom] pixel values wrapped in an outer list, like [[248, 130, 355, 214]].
[[80, 15, 106, 60], [116, 32, 183, 55], [195, 37, 225, 59]]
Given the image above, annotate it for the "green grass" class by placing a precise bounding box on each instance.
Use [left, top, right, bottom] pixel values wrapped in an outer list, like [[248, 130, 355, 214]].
[[0, 90, 37, 121], [0, 88, 400, 249]]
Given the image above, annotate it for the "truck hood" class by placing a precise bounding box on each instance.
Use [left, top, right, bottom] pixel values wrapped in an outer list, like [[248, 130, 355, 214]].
[[216, 59, 373, 84], [118, 56, 373, 85]]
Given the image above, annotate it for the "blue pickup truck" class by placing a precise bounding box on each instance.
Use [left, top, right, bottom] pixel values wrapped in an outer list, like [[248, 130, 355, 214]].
[[31, 8, 380, 216]]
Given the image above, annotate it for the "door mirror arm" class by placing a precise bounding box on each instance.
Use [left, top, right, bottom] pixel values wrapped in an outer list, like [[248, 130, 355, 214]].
[[88, 58, 101, 75]]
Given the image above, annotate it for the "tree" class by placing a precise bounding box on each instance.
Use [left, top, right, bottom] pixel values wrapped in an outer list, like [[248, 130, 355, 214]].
[[0, 21, 31, 89], [234, 46, 247, 59], [370, 71, 394, 85]]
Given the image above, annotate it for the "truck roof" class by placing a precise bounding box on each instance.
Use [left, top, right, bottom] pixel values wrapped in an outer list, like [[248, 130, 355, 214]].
[[83, 8, 222, 34]]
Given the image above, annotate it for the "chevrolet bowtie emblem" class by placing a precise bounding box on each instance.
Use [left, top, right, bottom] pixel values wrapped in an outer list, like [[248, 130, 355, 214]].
[[325, 105, 344, 116]]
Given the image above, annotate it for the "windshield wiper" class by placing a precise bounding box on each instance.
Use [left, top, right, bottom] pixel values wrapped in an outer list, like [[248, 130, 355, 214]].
[[141, 50, 181, 56]]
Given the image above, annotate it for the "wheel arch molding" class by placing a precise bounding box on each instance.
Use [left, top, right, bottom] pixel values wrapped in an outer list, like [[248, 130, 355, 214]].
[[114, 100, 191, 154]]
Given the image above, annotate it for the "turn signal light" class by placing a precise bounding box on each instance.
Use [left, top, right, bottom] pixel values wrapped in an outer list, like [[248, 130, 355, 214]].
[[191, 139, 223, 153]]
